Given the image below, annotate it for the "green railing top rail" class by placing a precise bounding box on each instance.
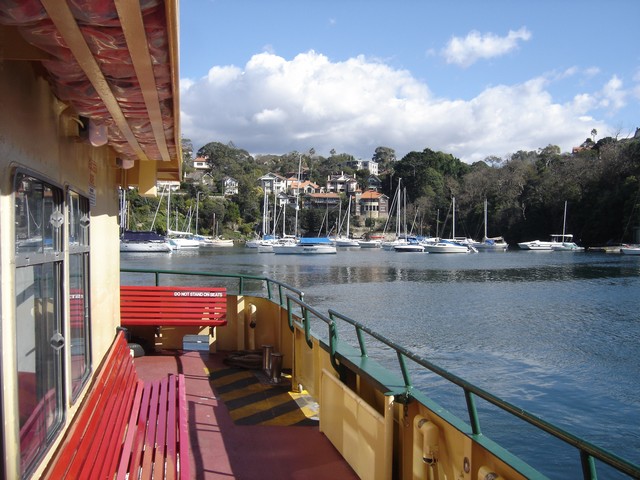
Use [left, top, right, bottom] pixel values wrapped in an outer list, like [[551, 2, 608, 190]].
[[120, 267, 304, 306], [119, 267, 640, 479]]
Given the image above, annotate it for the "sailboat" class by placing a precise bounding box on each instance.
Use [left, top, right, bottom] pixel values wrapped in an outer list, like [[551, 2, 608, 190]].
[[119, 187, 172, 253], [382, 179, 410, 250], [166, 187, 200, 250], [273, 155, 336, 255], [474, 199, 508, 251], [423, 197, 474, 253], [335, 196, 360, 247], [551, 201, 584, 251]]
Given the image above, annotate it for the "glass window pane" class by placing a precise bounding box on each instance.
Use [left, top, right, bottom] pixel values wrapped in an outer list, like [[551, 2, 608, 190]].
[[69, 253, 89, 398], [16, 263, 63, 474], [68, 190, 91, 398], [15, 176, 62, 256]]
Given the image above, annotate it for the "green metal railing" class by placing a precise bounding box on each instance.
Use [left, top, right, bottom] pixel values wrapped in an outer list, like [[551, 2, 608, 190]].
[[321, 307, 640, 479], [120, 267, 304, 307], [120, 267, 640, 479]]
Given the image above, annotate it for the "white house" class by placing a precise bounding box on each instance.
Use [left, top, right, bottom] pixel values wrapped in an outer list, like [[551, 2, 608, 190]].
[[222, 176, 238, 196], [258, 173, 289, 195]]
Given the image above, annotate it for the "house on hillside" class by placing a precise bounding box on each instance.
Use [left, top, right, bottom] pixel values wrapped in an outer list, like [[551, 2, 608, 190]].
[[222, 176, 238, 196], [289, 179, 321, 196], [344, 159, 379, 175], [326, 172, 359, 195], [258, 173, 288, 195], [367, 175, 382, 191], [192, 156, 209, 170], [357, 190, 389, 219], [302, 192, 341, 210]]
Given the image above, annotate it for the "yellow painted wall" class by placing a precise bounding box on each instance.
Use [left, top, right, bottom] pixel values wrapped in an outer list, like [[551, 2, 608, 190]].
[[0, 59, 123, 478]]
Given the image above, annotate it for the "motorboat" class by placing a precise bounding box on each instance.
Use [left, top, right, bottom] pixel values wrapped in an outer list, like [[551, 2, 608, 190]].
[[620, 245, 640, 255], [551, 241, 585, 252], [168, 234, 201, 250], [423, 239, 470, 253], [475, 236, 509, 251], [521, 202, 581, 251], [394, 242, 425, 252], [357, 238, 382, 248], [517, 239, 554, 250], [195, 235, 234, 248], [119, 231, 173, 253], [273, 237, 337, 254]]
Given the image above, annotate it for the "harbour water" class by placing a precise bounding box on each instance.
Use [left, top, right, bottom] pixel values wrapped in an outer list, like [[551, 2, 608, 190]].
[[121, 248, 640, 478]]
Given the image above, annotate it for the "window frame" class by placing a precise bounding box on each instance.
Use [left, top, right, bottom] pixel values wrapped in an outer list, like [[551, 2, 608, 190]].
[[13, 171, 94, 477]]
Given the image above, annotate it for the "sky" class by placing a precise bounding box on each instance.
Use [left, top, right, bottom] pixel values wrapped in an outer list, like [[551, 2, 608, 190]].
[[178, 0, 639, 164]]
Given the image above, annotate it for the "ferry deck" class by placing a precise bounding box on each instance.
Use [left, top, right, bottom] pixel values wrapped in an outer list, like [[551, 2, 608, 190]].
[[133, 348, 358, 479]]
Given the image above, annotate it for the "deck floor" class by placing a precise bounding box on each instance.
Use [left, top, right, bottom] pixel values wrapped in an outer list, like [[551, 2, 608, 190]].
[[134, 350, 359, 480]]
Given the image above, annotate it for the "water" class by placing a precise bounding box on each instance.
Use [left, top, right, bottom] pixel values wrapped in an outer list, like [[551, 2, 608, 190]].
[[121, 248, 640, 478]]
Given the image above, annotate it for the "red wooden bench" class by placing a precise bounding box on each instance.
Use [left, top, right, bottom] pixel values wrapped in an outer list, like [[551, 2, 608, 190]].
[[43, 331, 190, 479], [120, 285, 227, 331]]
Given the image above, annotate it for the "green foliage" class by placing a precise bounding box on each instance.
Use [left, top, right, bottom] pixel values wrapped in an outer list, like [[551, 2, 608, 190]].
[[123, 136, 640, 246]]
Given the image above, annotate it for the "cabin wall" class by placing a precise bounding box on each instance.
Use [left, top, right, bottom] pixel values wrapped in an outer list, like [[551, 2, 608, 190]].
[[1, 60, 122, 478]]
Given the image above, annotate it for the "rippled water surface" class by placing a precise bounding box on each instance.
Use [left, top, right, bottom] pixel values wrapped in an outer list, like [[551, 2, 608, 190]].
[[122, 248, 640, 478]]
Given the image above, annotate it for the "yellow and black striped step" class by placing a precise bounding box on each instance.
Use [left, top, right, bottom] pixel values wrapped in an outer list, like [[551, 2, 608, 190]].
[[209, 367, 319, 426]]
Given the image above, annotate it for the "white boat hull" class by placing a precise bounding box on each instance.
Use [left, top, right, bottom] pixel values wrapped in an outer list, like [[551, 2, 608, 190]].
[[620, 246, 640, 255], [394, 244, 425, 252], [551, 242, 585, 252], [358, 240, 381, 248], [423, 243, 469, 254], [120, 241, 172, 253], [169, 238, 200, 250], [518, 241, 554, 250], [273, 244, 337, 254], [335, 238, 360, 247]]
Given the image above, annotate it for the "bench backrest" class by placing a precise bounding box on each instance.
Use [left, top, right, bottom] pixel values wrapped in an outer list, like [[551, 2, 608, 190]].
[[120, 285, 227, 327]]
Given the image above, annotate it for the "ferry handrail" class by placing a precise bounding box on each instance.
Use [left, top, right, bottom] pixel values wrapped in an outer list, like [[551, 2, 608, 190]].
[[119, 268, 304, 306], [325, 308, 640, 479], [118, 268, 640, 478]]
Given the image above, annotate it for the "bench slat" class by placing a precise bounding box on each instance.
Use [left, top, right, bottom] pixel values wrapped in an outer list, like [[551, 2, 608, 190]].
[[116, 380, 145, 480], [178, 374, 190, 479], [140, 380, 161, 478], [153, 377, 170, 480], [166, 375, 178, 480]]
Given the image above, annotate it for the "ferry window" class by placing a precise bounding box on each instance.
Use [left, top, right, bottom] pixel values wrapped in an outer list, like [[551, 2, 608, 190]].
[[14, 173, 64, 476], [68, 190, 91, 400]]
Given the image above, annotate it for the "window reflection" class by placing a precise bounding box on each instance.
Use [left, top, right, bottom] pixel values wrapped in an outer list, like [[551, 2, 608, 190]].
[[14, 173, 64, 476]]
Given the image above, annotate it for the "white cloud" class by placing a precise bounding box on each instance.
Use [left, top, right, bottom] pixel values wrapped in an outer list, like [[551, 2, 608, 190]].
[[442, 27, 532, 68], [599, 75, 626, 110], [180, 51, 611, 163]]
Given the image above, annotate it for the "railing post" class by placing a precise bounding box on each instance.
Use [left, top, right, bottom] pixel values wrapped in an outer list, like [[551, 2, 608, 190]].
[[355, 325, 368, 357], [303, 306, 312, 348], [464, 389, 482, 435], [580, 451, 597, 480]]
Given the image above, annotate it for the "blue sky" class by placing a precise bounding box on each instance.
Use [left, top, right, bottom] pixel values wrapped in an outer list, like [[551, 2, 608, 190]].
[[179, 0, 639, 163]]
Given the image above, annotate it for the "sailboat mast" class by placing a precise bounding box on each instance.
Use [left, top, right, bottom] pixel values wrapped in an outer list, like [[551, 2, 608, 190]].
[[294, 154, 302, 238], [484, 198, 488, 240], [452, 196, 456, 239], [273, 190, 277, 237], [562, 200, 567, 238], [346, 196, 351, 238]]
